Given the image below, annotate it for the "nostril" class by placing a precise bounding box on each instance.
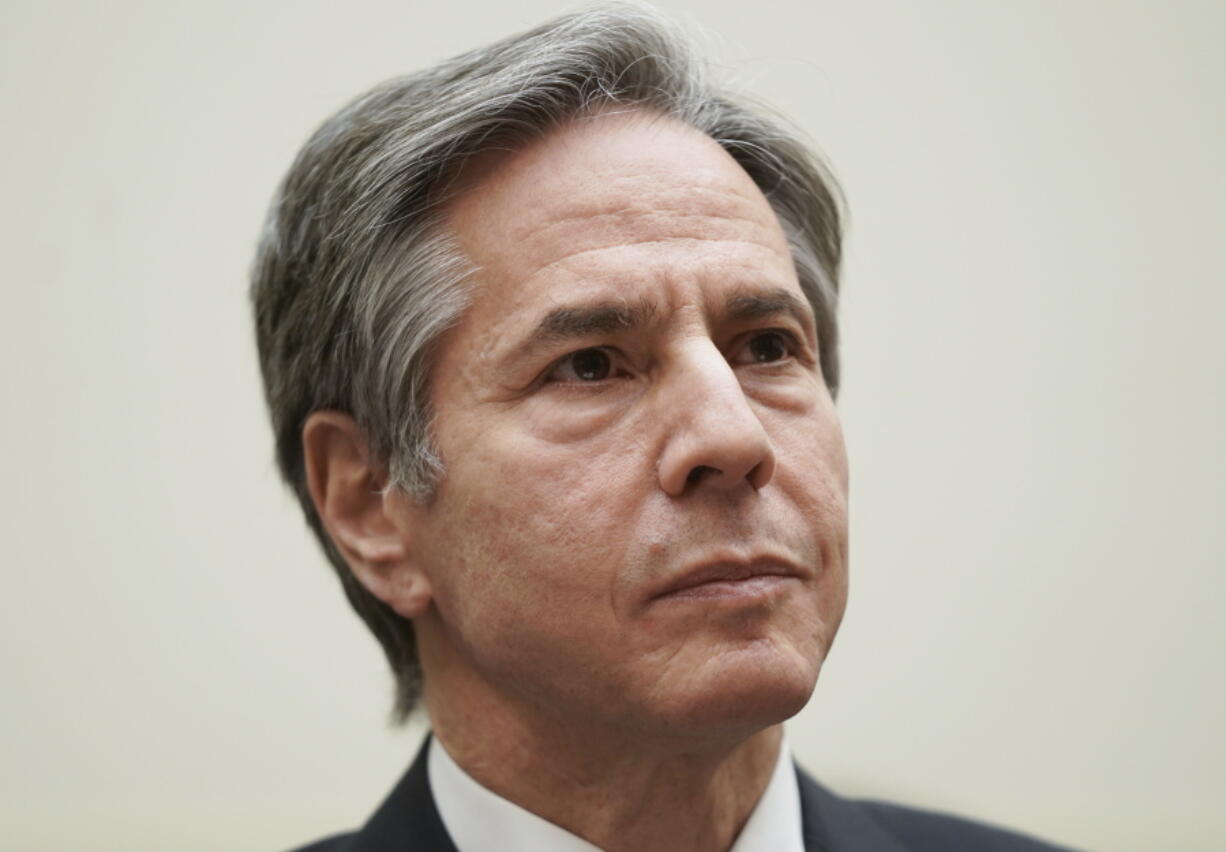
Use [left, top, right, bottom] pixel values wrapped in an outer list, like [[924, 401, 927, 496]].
[[747, 458, 774, 491], [686, 465, 719, 486]]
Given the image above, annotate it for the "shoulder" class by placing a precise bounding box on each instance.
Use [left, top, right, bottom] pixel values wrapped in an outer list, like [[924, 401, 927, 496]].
[[856, 799, 1073, 851], [797, 768, 1077, 851]]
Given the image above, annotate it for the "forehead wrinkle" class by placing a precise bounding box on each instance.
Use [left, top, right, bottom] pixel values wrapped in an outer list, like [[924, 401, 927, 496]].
[[520, 208, 773, 258], [517, 234, 786, 288], [508, 188, 789, 289], [512, 182, 777, 249]]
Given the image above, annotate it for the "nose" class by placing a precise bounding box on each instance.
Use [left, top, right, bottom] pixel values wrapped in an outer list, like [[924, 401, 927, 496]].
[[656, 343, 777, 497]]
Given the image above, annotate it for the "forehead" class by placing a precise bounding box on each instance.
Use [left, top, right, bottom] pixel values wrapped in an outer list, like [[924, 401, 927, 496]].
[[443, 110, 799, 328]]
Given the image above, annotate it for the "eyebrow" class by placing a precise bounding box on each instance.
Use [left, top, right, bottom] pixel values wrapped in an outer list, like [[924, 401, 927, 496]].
[[501, 298, 657, 367], [537, 299, 658, 343], [722, 288, 815, 335]]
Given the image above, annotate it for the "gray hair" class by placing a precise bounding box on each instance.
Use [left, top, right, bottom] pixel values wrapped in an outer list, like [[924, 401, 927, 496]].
[[251, 3, 844, 721]]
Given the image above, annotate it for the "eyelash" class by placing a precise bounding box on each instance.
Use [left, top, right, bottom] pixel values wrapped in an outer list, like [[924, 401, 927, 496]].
[[543, 347, 628, 385], [540, 329, 803, 386], [730, 329, 803, 367]]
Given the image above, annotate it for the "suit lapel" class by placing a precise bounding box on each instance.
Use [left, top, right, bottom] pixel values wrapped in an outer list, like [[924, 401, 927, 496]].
[[796, 765, 909, 852], [348, 736, 459, 852]]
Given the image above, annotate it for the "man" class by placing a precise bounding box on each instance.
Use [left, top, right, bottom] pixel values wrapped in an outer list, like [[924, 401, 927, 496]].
[[252, 6, 1071, 851]]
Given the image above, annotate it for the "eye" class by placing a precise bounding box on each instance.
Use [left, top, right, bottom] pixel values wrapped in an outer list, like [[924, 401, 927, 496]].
[[546, 347, 616, 383], [737, 330, 793, 365]]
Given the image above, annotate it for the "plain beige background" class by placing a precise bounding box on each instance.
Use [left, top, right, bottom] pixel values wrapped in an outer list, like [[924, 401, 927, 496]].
[[2, 1, 1223, 849]]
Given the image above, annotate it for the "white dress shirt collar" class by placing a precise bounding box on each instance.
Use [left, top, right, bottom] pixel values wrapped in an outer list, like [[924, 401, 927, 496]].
[[427, 733, 804, 852]]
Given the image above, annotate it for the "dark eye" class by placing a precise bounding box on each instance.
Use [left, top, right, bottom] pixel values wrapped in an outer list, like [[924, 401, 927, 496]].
[[746, 331, 789, 363], [551, 347, 614, 382]]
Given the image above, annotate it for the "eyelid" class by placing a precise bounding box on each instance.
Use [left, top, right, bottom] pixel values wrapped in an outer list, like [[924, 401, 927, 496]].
[[534, 326, 808, 388], [540, 345, 628, 385], [728, 327, 805, 365]]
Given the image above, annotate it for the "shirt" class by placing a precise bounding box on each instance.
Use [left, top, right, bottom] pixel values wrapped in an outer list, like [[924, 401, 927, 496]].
[[428, 734, 805, 852]]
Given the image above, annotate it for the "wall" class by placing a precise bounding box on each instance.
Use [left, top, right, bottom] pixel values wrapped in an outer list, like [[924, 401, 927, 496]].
[[2, 1, 1222, 849]]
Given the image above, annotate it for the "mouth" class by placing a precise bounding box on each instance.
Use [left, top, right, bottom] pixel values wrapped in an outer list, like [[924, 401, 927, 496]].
[[649, 556, 805, 603]]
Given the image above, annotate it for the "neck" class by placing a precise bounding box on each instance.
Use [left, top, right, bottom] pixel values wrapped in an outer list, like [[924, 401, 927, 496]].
[[423, 653, 784, 852]]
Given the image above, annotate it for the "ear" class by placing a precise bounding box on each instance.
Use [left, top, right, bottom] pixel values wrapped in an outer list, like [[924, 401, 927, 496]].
[[301, 411, 433, 619]]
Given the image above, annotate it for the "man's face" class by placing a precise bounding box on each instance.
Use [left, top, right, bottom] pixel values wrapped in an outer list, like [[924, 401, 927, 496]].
[[408, 111, 848, 737]]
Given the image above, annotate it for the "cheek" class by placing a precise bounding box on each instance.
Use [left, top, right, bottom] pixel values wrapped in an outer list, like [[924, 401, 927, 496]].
[[520, 390, 642, 444], [766, 388, 847, 508], [456, 428, 644, 543], [766, 402, 850, 615], [422, 428, 644, 646]]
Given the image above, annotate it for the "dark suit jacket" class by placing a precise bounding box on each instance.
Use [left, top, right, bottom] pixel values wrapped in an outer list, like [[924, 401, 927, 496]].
[[293, 738, 1073, 851]]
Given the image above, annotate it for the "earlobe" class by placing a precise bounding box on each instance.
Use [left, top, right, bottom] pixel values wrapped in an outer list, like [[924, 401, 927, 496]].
[[301, 411, 433, 619], [388, 569, 434, 620]]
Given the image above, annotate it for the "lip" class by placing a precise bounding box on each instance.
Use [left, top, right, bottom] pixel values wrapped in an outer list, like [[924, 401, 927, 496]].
[[648, 556, 805, 603]]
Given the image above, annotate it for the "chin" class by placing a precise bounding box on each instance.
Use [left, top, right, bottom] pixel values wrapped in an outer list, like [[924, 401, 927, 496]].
[[645, 638, 823, 739]]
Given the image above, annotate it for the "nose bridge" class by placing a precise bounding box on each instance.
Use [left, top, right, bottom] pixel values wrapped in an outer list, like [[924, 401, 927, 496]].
[[656, 338, 776, 496]]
